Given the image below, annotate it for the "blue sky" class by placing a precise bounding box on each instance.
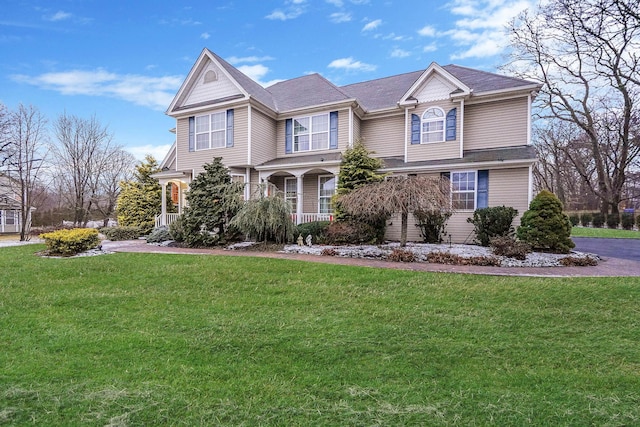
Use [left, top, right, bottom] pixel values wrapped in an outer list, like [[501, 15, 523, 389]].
[[1, 0, 534, 161]]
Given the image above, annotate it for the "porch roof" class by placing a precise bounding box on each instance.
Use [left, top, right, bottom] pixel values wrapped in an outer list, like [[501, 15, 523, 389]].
[[380, 145, 537, 172], [150, 170, 192, 180], [255, 152, 343, 171]]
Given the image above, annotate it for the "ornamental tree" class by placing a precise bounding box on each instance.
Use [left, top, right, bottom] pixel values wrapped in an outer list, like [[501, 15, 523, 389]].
[[516, 190, 575, 253], [116, 155, 162, 234]]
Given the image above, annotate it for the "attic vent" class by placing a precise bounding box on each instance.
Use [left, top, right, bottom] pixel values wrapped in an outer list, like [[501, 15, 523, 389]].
[[203, 70, 218, 83]]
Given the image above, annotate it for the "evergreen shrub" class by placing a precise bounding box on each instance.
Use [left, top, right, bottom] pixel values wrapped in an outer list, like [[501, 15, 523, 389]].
[[591, 212, 604, 228], [606, 213, 620, 229], [323, 220, 382, 245], [568, 213, 580, 226], [100, 226, 143, 241], [467, 206, 518, 247], [230, 195, 295, 244], [40, 228, 100, 256], [295, 221, 330, 243], [414, 209, 451, 243], [516, 190, 575, 253], [579, 212, 592, 227], [621, 213, 635, 230], [146, 226, 172, 243]]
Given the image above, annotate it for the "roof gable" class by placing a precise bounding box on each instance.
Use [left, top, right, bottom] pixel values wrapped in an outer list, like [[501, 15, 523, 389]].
[[399, 62, 471, 106]]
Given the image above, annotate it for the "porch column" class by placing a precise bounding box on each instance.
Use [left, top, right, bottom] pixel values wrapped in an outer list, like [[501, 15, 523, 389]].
[[160, 182, 167, 225], [296, 174, 304, 225]]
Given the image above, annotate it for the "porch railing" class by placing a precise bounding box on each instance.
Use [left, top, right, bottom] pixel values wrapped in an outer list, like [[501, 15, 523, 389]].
[[155, 213, 181, 228], [291, 213, 334, 225]]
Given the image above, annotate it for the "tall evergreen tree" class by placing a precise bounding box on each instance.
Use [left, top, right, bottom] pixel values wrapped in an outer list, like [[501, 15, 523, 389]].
[[181, 158, 244, 247], [116, 155, 162, 233]]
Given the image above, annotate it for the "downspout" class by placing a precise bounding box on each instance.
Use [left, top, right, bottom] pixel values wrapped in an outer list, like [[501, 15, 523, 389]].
[[459, 98, 465, 159], [404, 108, 409, 163], [348, 106, 353, 147], [527, 93, 532, 145], [247, 104, 252, 165]]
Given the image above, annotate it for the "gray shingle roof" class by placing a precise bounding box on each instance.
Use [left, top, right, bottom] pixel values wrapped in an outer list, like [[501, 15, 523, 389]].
[[206, 49, 538, 115], [266, 73, 352, 112]]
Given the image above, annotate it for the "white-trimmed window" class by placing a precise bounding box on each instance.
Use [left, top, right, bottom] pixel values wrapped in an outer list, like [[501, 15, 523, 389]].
[[195, 111, 226, 150], [422, 107, 445, 143], [231, 174, 246, 200], [294, 113, 329, 152], [451, 171, 476, 210], [318, 175, 335, 214], [284, 177, 297, 212]]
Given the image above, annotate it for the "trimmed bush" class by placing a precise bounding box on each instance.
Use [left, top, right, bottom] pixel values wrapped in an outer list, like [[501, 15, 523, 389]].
[[414, 209, 451, 244], [100, 226, 143, 241], [580, 212, 592, 227], [606, 213, 620, 229], [295, 221, 330, 244], [169, 216, 185, 243], [40, 228, 100, 256], [591, 212, 604, 228], [146, 226, 172, 243], [467, 206, 518, 247], [323, 220, 382, 245], [568, 213, 580, 226], [490, 236, 531, 260], [516, 190, 575, 254], [621, 213, 635, 230]]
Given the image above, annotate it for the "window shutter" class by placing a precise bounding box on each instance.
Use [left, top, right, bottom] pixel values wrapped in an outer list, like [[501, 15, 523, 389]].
[[329, 111, 338, 149], [188, 116, 195, 152], [285, 118, 293, 154], [446, 108, 457, 141], [411, 114, 421, 144], [226, 109, 234, 147], [477, 170, 489, 209]]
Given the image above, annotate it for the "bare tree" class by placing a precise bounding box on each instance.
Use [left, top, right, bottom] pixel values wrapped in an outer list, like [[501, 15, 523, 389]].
[[506, 0, 640, 214], [337, 175, 452, 247], [4, 104, 48, 240], [91, 148, 136, 227], [51, 113, 117, 226], [0, 103, 11, 166]]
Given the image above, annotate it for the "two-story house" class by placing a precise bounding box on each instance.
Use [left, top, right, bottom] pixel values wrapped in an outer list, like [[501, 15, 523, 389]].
[[153, 48, 540, 243]]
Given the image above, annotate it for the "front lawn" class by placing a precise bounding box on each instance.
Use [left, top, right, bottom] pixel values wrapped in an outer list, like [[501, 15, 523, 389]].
[[1, 245, 639, 425], [572, 226, 640, 239]]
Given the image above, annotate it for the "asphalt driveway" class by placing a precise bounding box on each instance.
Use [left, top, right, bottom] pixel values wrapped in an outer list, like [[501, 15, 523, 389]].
[[573, 237, 640, 261]]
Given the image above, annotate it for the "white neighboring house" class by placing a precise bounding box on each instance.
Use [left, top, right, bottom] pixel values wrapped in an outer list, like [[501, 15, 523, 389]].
[[0, 174, 30, 234]]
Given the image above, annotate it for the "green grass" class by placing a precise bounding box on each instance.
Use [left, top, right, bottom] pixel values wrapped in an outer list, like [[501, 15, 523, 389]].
[[1, 245, 639, 426], [572, 226, 640, 239]]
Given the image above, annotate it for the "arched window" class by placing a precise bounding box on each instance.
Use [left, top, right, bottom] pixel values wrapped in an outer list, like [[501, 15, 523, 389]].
[[421, 107, 445, 143], [203, 70, 218, 83]]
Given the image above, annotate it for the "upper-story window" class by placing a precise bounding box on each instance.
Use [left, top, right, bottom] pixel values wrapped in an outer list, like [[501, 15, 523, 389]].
[[411, 107, 456, 145], [195, 111, 226, 150], [286, 111, 338, 154], [294, 114, 329, 152], [422, 107, 445, 143]]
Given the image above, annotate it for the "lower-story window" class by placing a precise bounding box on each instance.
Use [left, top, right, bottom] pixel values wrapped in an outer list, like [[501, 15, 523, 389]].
[[451, 171, 476, 210], [318, 175, 336, 214], [284, 177, 297, 212]]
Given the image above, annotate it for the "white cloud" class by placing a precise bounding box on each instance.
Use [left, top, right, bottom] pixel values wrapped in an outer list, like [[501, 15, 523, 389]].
[[390, 48, 411, 58], [326, 0, 343, 5], [200, 32, 210, 39], [265, 1, 307, 20], [443, 0, 534, 60], [418, 25, 436, 37], [423, 42, 438, 53], [330, 12, 351, 23], [46, 11, 72, 22], [126, 143, 173, 162], [226, 55, 275, 64], [236, 64, 282, 87], [362, 19, 381, 32], [328, 57, 377, 72], [10, 69, 183, 111]]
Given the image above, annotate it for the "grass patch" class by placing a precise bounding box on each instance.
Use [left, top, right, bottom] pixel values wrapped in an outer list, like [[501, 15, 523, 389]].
[[572, 226, 640, 239], [1, 245, 640, 425]]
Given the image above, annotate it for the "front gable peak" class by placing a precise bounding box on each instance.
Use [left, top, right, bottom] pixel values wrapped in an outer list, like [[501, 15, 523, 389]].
[[399, 62, 471, 106]]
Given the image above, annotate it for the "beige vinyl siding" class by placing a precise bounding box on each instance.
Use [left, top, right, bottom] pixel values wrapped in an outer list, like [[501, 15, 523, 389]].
[[175, 106, 249, 175], [384, 167, 531, 243], [303, 175, 319, 213], [276, 108, 350, 158], [352, 114, 362, 145], [250, 108, 277, 166], [407, 100, 460, 162], [183, 61, 242, 106], [360, 114, 404, 158], [464, 97, 529, 150]]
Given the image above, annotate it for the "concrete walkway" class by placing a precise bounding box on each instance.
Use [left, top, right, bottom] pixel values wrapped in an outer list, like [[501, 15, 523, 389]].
[[101, 239, 640, 278]]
